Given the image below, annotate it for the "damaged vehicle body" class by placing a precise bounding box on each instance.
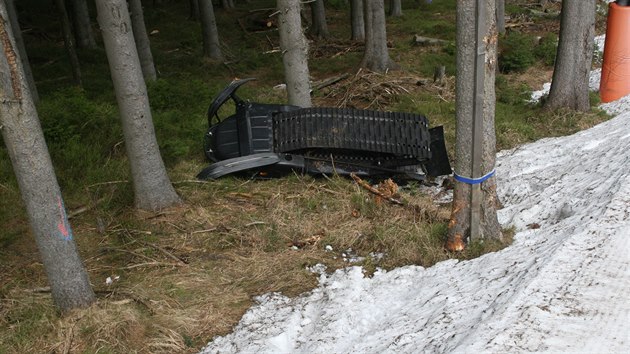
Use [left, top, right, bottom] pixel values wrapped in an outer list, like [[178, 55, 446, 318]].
[[198, 78, 451, 181]]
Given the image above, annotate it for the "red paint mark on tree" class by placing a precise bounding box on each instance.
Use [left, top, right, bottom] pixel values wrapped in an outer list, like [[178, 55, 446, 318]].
[[57, 197, 73, 240]]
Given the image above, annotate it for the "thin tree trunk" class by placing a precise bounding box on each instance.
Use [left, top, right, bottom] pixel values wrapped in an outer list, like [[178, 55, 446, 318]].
[[199, 0, 223, 60], [6, 0, 38, 103], [128, 0, 157, 81], [69, 0, 97, 49], [388, 0, 402, 17], [361, 0, 397, 72], [350, 0, 365, 41], [55, 0, 82, 86], [446, 0, 501, 251], [496, 0, 505, 34], [544, 0, 596, 112], [221, 0, 234, 10], [189, 0, 200, 20], [96, 0, 182, 211], [310, 0, 329, 39], [278, 0, 312, 107], [0, 3, 95, 312]]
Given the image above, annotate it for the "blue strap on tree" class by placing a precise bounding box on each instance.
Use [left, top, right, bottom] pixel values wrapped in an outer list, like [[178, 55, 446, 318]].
[[453, 169, 495, 185]]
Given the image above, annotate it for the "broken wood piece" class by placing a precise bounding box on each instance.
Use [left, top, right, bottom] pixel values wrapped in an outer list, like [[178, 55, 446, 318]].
[[350, 173, 404, 206], [412, 35, 448, 46]]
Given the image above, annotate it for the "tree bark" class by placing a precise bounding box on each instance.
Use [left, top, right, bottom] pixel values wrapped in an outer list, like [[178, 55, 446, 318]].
[[128, 0, 157, 81], [350, 0, 365, 41], [55, 0, 82, 86], [69, 0, 97, 49], [0, 3, 95, 312], [189, 0, 200, 20], [496, 0, 505, 34], [6, 0, 38, 103], [199, 0, 223, 60], [278, 0, 312, 107], [96, 0, 182, 211], [544, 0, 595, 112], [310, 0, 329, 39], [221, 0, 235, 10], [388, 0, 402, 17], [446, 0, 501, 251], [360, 0, 397, 72]]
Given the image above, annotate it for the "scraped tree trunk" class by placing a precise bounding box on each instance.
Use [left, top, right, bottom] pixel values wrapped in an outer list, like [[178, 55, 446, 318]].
[[278, 0, 312, 107], [310, 0, 329, 39], [446, 0, 501, 251], [0, 3, 95, 312], [361, 0, 397, 72], [96, 0, 182, 211], [388, 0, 402, 17], [6, 0, 38, 103], [55, 0, 82, 86], [350, 0, 365, 41], [128, 0, 157, 81], [544, 0, 596, 112], [69, 0, 97, 49], [199, 0, 223, 60], [496, 0, 505, 34]]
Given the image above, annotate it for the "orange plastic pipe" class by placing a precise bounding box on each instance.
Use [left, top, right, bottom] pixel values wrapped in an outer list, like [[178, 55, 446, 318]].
[[600, 2, 630, 103]]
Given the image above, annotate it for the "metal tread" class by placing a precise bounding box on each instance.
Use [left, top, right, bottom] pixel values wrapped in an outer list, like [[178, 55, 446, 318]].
[[273, 107, 431, 159]]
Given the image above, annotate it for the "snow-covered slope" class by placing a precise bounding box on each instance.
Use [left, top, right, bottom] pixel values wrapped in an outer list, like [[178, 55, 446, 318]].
[[200, 41, 630, 354]]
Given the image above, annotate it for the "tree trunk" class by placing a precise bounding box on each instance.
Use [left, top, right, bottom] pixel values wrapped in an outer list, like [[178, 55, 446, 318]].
[[189, 0, 200, 20], [310, 0, 329, 39], [95, 0, 182, 211], [0, 3, 95, 312], [69, 0, 97, 49], [350, 0, 365, 41], [221, 0, 234, 10], [496, 0, 505, 34], [544, 0, 595, 112], [360, 0, 397, 72], [199, 0, 223, 60], [55, 0, 82, 86], [128, 0, 157, 81], [278, 0, 312, 107], [6, 0, 38, 103], [388, 0, 402, 17], [446, 0, 501, 251]]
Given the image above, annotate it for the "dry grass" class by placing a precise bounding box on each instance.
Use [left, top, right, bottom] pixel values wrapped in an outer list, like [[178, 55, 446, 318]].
[[318, 69, 455, 110], [0, 168, 510, 353]]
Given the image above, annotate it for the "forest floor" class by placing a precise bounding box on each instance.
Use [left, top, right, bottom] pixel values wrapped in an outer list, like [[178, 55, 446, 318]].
[[0, 0, 614, 353]]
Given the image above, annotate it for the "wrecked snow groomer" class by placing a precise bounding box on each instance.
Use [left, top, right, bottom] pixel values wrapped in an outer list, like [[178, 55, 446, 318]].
[[197, 78, 451, 181]]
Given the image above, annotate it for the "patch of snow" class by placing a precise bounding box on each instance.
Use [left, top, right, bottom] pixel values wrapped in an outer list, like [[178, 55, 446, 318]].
[[307, 263, 327, 275]]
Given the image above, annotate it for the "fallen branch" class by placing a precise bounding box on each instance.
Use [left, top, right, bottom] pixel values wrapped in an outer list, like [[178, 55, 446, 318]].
[[312, 73, 350, 92], [350, 173, 404, 206], [191, 227, 217, 234], [412, 35, 449, 46], [245, 221, 266, 227], [143, 242, 188, 265], [68, 197, 105, 219], [121, 261, 186, 270]]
